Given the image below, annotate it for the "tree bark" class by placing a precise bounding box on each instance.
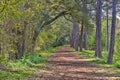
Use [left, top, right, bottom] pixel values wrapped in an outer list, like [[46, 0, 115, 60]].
[[95, 0, 103, 58], [75, 35, 79, 51], [107, 0, 117, 64], [70, 24, 76, 47], [72, 21, 78, 48], [83, 28, 88, 50], [80, 20, 84, 51], [32, 27, 40, 53], [17, 21, 27, 59], [74, 23, 79, 51], [106, 2, 109, 51]]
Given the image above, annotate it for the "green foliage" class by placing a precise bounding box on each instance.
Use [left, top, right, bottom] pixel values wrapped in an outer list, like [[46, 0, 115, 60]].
[[115, 60, 120, 68], [52, 38, 67, 47], [102, 19, 108, 49], [87, 18, 120, 54], [0, 0, 119, 78], [85, 20, 96, 50], [0, 47, 58, 79], [36, 30, 57, 50], [88, 32, 96, 50], [0, 54, 9, 65], [115, 37, 120, 54], [21, 55, 47, 67], [0, 70, 31, 80], [35, 17, 72, 51]]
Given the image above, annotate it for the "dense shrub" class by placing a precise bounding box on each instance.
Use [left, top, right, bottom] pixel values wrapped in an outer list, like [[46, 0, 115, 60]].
[[52, 38, 67, 47], [115, 37, 120, 54]]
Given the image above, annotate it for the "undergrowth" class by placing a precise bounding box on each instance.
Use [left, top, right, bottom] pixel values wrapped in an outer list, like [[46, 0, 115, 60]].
[[77, 50, 120, 69], [0, 47, 59, 80]]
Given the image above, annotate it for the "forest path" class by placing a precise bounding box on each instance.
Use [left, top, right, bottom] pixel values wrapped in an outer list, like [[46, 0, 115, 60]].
[[25, 46, 120, 80]]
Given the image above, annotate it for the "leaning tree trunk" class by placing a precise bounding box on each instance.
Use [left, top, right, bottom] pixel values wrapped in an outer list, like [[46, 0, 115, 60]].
[[80, 20, 84, 51], [32, 29, 39, 53], [107, 0, 117, 64], [95, 0, 103, 58]]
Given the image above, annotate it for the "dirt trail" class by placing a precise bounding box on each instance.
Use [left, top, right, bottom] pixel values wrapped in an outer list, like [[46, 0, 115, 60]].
[[26, 46, 120, 80]]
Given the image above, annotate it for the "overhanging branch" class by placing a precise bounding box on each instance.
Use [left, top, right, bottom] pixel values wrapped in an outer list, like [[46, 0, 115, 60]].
[[41, 10, 68, 28], [33, 10, 68, 40], [64, 16, 73, 22]]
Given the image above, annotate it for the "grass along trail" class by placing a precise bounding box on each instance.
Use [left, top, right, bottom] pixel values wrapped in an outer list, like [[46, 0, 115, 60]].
[[25, 46, 120, 80]]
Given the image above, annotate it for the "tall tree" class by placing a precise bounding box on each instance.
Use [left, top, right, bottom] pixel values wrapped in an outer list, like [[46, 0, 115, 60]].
[[74, 22, 79, 51], [70, 20, 78, 49], [95, 0, 103, 58], [83, 28, 88, 50], [17, 21, 27, 59], [106, 1, 109, 51], [107, 0, 117, 64], [80, 20, 84, 51]]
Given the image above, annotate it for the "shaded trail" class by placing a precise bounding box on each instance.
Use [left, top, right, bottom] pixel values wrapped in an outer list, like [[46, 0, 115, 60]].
[[26, 46, 120, 80]]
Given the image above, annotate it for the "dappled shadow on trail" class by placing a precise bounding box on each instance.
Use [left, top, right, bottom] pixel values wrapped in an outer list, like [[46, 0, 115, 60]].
[[25, 46, 120, 80]]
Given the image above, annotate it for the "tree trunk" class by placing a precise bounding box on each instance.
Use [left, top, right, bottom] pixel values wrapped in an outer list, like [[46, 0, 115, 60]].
[[95, 0, 103, 58], [70, 25, 75, 47], [75, 35, 79, 51], [106, 2, 109, 51], [70, 21, 78, 48], [83, 28, 88, 50], [32, 30, 39, 53], [80, 20, 84, 51], [17, 21, 27, 59], [74, 23, 79, 51], [107, 0, 117, 64]]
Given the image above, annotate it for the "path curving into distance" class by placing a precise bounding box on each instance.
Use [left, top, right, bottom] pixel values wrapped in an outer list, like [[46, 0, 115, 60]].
[[25, 46, 120, 80]]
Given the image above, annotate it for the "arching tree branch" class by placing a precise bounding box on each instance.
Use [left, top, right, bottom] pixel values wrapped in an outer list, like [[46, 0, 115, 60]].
[[41, 10, 68, 28], [32, 10, 68, 53]]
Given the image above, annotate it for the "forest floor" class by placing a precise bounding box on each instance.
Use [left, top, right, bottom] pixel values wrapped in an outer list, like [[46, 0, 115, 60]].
[[25, 46, 120, 80]]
